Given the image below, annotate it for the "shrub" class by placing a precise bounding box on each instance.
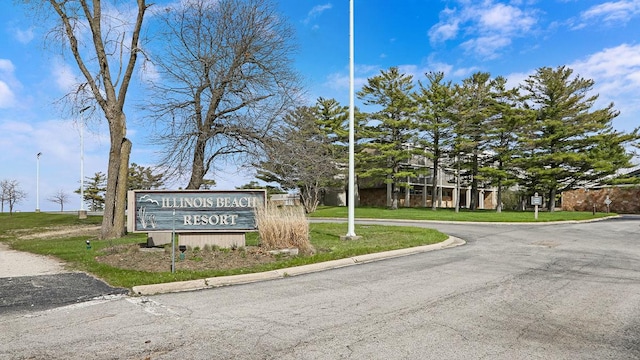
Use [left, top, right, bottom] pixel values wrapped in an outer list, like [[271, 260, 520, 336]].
[[254, 204, 313, 254]]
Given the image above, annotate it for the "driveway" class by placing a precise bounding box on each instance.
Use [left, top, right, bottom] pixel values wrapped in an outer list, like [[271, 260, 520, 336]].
[[1, 216, 639, 359]]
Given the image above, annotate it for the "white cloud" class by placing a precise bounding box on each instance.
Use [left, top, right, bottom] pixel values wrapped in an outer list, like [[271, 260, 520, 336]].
[[569, 44, 640, 132], [13, 27, 35, 44], [0, 59, 15, 73], [569, 44, 640, 97], [429, 1, 539, 59], [505, 44, 640, 133], [461, 35, 512, 60], [580, 0, 640, 24], [477, 3, 536, 33], [303, 3, 333, 26], [323, 71, 368, 92], [0, 82, 16, 108], [52, 60, 79, 92], [504, 71, 530, 90], [0, 59, 18, 108], [428, 20, 459, 43]]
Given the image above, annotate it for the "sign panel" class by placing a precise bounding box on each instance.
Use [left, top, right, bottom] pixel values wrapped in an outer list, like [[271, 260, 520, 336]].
[[128, 190, 266, 233], [531, 196, 542, 206]]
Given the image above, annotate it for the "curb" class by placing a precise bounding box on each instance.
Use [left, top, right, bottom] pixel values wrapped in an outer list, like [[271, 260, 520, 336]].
[[131, 236, 465, 296]]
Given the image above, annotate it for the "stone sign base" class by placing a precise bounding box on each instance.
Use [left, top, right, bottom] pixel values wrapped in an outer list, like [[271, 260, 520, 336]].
[[147, 232, 173, 247], [146, 232, 246, 249], [180, 233, 246, 249]]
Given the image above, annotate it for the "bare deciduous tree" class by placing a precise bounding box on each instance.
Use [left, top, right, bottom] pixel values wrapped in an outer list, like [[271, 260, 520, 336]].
[[26, 0, 150, 238], [48, 189, 71, 212], [257, 106, 342, 213], [146, 0, 300, 189], [1, 180, 27, 214]]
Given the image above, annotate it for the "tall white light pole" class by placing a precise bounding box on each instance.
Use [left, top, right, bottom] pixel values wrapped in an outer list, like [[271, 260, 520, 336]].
[[344, 0, 357, 239], [79, 106, 91, 211], [36, 152, 42, 212]]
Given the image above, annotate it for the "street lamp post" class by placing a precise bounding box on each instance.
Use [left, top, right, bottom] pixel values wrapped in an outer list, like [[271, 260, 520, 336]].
[[342, 0, 359, 240], [79, 106, 90, 218], [36, 152, 42, 212]]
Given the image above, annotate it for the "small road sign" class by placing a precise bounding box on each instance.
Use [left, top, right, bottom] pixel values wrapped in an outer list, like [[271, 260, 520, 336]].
[[531, 195, 542, 206]]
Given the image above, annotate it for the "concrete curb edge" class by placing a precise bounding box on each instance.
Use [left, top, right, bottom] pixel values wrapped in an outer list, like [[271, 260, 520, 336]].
[[131, 236, 465, 296]]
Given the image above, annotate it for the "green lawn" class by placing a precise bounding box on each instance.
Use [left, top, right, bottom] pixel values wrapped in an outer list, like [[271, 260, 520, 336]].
[[0, 212, 102, 232], [309, 206, 615, 222], [0, 208, 614, 288], [0, 212, 447, 288]]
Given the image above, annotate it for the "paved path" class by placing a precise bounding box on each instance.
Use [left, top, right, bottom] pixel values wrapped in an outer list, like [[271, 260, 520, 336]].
[[0, 243, 68, 278]]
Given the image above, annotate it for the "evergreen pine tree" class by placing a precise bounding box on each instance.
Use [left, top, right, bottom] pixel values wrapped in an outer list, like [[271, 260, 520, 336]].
[[357, 67, 419, 209]]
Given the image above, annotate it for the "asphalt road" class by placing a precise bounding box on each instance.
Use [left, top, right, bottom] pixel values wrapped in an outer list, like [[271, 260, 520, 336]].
[[1, 216, 639, 359]]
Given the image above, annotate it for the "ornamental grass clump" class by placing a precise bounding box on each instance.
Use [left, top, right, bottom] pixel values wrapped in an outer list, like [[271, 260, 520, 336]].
[[255, 203, 313, 254]]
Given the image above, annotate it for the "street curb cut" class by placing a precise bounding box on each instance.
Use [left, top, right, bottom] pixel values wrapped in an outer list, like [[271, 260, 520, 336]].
[[131, 236, 465, 296]]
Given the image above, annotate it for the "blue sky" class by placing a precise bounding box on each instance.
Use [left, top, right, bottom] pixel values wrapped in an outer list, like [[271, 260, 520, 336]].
[[1, 0, 640, 212]]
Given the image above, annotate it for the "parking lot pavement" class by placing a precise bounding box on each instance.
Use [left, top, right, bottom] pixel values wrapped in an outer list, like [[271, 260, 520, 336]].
[[0, 273, 128, 315]]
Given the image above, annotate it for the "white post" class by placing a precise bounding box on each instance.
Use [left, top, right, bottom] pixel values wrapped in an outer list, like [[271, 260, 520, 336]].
[[344, 0, 357, 239], [80, 115, 84, 210], [534, 192, 539, 220], [36, 152, 41, 212], [79, 106, 90, 211]]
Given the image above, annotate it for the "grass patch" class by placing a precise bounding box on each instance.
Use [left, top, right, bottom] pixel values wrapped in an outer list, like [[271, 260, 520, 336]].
[[0, 212, 102, 233], [309, 206, 615, 222], [0, 212, 447, 289]]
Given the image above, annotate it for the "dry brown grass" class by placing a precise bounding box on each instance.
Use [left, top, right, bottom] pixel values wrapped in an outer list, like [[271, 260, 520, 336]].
[[254, 203, 313, 254]]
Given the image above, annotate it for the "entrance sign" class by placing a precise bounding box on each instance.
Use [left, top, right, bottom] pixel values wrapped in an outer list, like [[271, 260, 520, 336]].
[[127, 190, 266, 233]]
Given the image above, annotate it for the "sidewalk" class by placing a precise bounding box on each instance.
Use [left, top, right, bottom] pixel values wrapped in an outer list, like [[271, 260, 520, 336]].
[[0, 243, 69, 278]]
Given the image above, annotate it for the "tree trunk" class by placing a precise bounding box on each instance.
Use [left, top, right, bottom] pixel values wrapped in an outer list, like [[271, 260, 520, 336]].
[[548, 188, 557, 212], [431, 160, 438, 210], [390, 182, 399, 210], [101, 130, 131, 240], [496, 180, 503, 213], [386, 175, 392, 208], [404, 176, 410, 207], [470, 152, 479, 210], [187, 135, 208, 189], [421, 171, 427, 208], [455, 155, 460, 213]]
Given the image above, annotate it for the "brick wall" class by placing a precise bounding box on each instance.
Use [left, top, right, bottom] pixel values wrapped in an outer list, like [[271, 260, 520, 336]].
[[562, 187, 640, 214]]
